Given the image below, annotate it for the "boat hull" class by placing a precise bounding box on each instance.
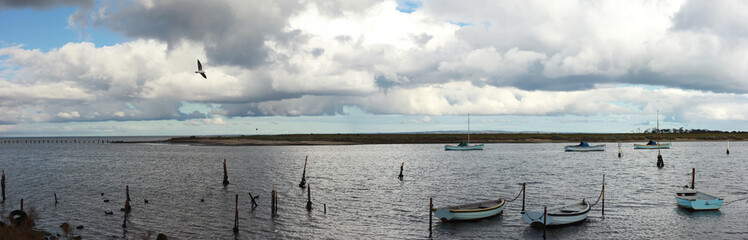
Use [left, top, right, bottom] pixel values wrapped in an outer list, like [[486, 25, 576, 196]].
[[522, 202, 590, 226], [432, 199, 504, 221], [634, 143, 671, 149], [445, 144, 484, 151], [675, 191, 723, 210], [564, 145, 605, 152]]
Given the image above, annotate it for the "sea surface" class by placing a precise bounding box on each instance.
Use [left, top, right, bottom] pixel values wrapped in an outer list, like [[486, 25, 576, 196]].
[[0, 138, 747, 239]]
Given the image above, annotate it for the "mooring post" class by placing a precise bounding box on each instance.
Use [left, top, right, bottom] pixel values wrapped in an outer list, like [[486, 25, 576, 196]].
[[223, 159, 229, 185], [691, 168, 695, 190], [248, 192, 258, 208], [274, 190, 278, 214], [522, 182, 526, 212], [727, 141, 730, 155], [324, 203, 326, 214], [271, 186, 276, 215], [398, 162, 404, 180], [618, 148, 622, 158], [126, 185, 131, 201], [55, 193, 58, 204], [299, 156, 308, 188], [306, 184, 313, 211], [1, 169, 5, 202], [657, 153, 664, 168], [233, 194, 239, 233], [21, 198, 23, 211], [602, 174, 605, 216], [429, 198, 433, 238], [543, 206, 547, 238]]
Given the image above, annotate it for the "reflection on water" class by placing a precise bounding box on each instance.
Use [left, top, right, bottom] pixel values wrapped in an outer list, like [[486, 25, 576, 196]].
[[0, 138, 747, 239]]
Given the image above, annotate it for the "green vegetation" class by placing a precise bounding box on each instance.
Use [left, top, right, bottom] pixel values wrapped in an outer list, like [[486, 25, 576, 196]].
[[168, 132, 748, 145]]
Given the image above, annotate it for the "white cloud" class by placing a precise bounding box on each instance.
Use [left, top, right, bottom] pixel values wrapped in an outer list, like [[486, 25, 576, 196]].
[[3, 0, 748, 131]]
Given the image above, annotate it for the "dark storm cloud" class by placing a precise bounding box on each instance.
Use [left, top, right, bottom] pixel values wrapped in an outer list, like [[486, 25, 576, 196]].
[[97, 0, 301, 68]]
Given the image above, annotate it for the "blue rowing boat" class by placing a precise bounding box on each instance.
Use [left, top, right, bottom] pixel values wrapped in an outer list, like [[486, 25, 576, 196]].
[[634, 140, 671, 149], [564, 142, 605, 152]]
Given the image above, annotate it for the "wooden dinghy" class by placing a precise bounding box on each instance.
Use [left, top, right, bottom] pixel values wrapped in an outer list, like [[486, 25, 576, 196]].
[[674, 168, 723, 210], [522, 200, 590, 226], [432, 198, 505, 221], [675, 190, 723, 210]]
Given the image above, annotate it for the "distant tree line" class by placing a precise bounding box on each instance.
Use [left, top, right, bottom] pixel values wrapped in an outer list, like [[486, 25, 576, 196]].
[[640, 128, 748, 134]]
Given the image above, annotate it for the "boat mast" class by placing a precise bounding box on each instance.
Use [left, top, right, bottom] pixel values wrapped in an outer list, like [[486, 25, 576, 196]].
[[467, 113, 471, 144], [657, 110, 660, 155]]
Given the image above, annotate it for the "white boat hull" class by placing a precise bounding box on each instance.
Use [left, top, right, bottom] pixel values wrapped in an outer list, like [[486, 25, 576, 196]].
[[634, 143, 671, 149], [432, 199, 504, 221], [564, 145, 605, 152], [522, 201, 590, 226], [445, 144, 484, 151]]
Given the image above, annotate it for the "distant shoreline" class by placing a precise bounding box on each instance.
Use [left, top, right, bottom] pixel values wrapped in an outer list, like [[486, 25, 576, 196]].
[[156, 133, 747, 146]]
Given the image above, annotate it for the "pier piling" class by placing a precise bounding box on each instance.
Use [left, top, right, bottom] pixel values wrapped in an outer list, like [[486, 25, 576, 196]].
[[306, 184, 313, 211], [233, 194, 239, 233], [602, 174, 605, 216], [299, 156, 308, 188], [691, 168, 695, 190], [429, 198, 433, 238], [398, 162, 404, 180], [2, 169, 5, 201], [522, 183, 526, 212], [223, 159, 230, 185]]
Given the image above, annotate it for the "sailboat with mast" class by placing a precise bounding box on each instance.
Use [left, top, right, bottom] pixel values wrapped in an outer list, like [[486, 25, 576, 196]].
[[635, 110, 671, 149], [445, 114, 484, 150]]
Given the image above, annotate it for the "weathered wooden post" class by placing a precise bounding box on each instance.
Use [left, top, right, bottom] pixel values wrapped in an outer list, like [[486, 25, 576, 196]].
[[324, 204, 326, 214], [306, 184, 313, 211], [299, 156, 308, 188], [126, 185, 131, 201], [522, 182, 526, 212], [398, 162, 404, 180], [429, 198, 433, 238], [233, 194, 239, 233], [223, 159, 230, 185], [543, 206, 547, 238], [691, 168, 695, 190], [274, 190, 278, 214], [20, 198, 23, 211], [2, 169, 5, 202], [55, 193, 58, 204], [248, 192, 258, 208], [271, 185, 276, 215], [602, 174, 605, 216]]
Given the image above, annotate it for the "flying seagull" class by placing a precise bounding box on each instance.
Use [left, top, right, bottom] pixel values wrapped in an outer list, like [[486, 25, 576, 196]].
[[195, 59, 207, 79]]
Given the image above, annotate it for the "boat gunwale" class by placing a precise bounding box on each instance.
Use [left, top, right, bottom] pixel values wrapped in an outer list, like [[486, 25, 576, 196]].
[[547, 201, 591, 217], [447, 198, 505, 213]]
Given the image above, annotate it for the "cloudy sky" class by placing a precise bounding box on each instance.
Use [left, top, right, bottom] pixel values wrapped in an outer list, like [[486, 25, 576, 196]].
[[1, 0, 748, 137]]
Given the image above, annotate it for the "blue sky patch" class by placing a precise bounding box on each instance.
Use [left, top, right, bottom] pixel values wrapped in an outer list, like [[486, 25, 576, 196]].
[[396, 0, 422, 13]]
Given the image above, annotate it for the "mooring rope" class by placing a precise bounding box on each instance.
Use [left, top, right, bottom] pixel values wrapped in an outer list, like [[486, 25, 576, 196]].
[[506, 186, 524, 202], [589, 187, 604, 207]]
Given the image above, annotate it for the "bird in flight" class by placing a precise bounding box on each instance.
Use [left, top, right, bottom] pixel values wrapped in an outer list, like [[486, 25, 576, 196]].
[[195, 59, 207, 79]]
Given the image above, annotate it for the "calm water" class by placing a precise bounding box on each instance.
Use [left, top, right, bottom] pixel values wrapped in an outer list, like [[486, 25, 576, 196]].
[[0, 138, 747, 239]]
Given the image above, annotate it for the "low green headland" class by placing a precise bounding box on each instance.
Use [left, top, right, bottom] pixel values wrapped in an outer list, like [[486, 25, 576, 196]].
[[165, 132, 748, 146]]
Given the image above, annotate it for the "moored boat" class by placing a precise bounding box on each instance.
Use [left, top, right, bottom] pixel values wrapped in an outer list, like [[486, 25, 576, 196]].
[[445, 114, 483, 150], [564, 142, 605, 152], [634, 140, 671, 149], [432, 198, 505, 221], [675, 190, 723, 210], [522, 200, 591, 226], [445, 141, 484, 151], [674, 168, 723, 210]]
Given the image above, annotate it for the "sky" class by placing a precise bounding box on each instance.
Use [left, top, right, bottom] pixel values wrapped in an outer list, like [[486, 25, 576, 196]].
[[1, 0, 748, 137]]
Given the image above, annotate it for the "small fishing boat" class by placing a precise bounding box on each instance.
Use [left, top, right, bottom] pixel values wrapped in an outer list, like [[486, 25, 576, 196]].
[[634, 140, 671, 149], [564, 142, 605, 152], [445, 141, 484, 151], [432, 198, 505, 221], [674, 168, 723, 210], [522, 200, 590, 226], [445, 114, 483, 150], [674, 190, 723, 210]]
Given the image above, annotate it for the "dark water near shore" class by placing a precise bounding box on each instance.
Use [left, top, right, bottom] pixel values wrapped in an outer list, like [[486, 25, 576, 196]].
[[1, 138, 747, 239]]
